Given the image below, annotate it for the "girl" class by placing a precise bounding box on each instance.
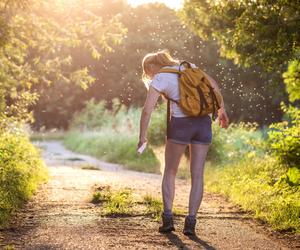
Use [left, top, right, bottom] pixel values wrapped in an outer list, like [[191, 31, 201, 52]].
[[137, 50, 229, 236]]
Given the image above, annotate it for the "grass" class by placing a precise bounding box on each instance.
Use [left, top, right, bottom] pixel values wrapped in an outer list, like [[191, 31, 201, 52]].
[[204, 156, 300, 234], [66, 157, 84, 161], [29, 129, 66, 141], [3, 245, 15, 250], [64, 130, 160, 173], [81, 164, 101, 170], [91, 185, 134, 216], [103, 188, 134, 216], [91, 185, 112, 204], [91, 186, 185, 220], [143, 194, 163, 220]]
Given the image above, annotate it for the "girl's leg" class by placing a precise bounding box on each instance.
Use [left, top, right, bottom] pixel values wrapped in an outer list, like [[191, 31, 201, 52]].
[[188, 143, 210, 216], [162, 140, 187, 213]]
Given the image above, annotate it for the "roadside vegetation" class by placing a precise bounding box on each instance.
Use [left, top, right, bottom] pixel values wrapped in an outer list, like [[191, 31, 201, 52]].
[[0, 128, 49, 227], [64, 99, 160, 173]]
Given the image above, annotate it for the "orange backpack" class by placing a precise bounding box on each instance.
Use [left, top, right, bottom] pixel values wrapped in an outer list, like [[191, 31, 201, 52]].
[[159, 61, 223, 119]]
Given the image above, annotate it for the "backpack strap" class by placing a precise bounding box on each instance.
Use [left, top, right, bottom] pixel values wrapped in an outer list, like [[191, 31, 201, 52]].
[[196, 86, 209, 116], [161, 93, 179, 104], [207, 85, 221, 120], [160, 93, 179, 141], [159, 61, 192, 74], [179, 61, 192, 71], [158, 68, 180, 74], [166, 99, 171, 140]]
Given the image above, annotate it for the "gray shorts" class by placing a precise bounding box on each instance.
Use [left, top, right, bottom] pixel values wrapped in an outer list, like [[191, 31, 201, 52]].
[[167, 115, 212, 145]]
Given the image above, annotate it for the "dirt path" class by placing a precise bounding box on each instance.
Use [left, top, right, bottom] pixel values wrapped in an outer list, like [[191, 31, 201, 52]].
[[0, 141, 299, 249]]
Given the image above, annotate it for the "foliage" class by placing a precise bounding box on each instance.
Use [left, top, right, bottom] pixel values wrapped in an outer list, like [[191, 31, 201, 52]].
[[91, 186, 134, 216], [143, 195, 163, 220], [32, 1, 282, 128], [69, 98, 140, 131], [268, 105, 300, 169], [70, 99, 107, 130], [208, 122, 266, 164], [283, 60, 300, 102], [0, 0, 28, 47], [91, 185, 112, 204], [0, 0, 125, 127], [181, 0, 300, 72], [205, 156, 300, 233], [29, 129, 66, 141], [103, 189, 134, 216], [91, 187, 184, 220], [65, 98, 162, 173], [180, 0, 300, 126], [0, 130, 48, 226], [64, 130, 160, 173]]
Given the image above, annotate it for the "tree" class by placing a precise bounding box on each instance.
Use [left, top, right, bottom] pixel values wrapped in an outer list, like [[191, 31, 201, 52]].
[[32, 2, 284, 128], [181, 0, 300, 71], [0, 0, 125, 128], [82, 2, 283, 124], [180, 0, 300, 106]]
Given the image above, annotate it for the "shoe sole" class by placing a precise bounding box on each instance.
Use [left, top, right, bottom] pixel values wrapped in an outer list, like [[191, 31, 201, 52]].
[[159, 227, 175, 233], [183, 230, 195, 236]]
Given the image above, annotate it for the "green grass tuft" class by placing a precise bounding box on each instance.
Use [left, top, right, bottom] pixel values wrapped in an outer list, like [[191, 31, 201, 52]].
[[91, 185, 112, 204], [102, 188, 134, 216], [143, 194, 163, 220], [3, 245, 15, 250]]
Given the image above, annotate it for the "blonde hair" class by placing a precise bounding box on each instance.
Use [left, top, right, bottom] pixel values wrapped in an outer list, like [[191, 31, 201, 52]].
[[142, 50, 179, 83]]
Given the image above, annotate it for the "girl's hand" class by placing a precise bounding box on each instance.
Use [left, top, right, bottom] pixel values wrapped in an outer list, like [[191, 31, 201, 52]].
[[137, 138, 147, 150], [218, 108, 229, 128]]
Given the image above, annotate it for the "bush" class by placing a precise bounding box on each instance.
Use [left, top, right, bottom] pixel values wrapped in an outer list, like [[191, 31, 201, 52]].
[[268, 105, 300, 169], [207, 122, 266, 164], [205, 156, 300, 233], [70, 98, 109, 130], [70, 98, 140, 133], [0, 131, 48, 226]]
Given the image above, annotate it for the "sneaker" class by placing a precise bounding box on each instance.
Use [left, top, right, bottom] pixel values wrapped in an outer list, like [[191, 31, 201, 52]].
[[183, 216, 196, 236], [158, 213, 175, 233]]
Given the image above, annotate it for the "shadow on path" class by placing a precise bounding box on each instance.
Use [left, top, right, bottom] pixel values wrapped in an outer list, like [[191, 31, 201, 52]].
[[164, 232, 216, 250]]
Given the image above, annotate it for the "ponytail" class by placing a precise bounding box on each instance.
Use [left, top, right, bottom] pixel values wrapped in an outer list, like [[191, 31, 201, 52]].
[[142, 50, 179, 83]]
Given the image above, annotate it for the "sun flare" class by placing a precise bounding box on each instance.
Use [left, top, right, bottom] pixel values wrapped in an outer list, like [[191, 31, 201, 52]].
[[127, 0, 183, 9]]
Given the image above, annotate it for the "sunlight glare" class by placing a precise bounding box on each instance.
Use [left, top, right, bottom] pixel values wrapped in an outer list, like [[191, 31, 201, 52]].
[[127, 0, 183, 9]]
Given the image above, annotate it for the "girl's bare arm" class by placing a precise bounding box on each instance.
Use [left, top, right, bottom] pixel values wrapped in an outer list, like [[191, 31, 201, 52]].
[[201, 71, 225, 109], [202, 70, 229, 128], [138, 86, 160, 146]]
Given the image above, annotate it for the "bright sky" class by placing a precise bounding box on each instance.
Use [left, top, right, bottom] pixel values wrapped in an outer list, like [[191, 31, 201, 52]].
[[127, 0, 183, 9]]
